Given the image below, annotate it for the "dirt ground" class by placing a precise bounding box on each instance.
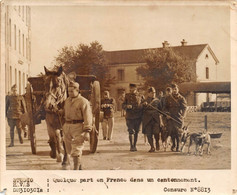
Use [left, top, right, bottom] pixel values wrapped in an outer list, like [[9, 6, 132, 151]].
[[6, 112, 231, 170]]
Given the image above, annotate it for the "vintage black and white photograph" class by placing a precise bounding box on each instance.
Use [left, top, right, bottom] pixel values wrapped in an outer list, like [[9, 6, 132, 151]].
[[2, 1, 232, 171], [1, 0, 236, 194]]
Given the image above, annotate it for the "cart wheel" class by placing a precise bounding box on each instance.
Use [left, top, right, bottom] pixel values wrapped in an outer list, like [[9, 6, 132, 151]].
[[90, 80, 100, 153], [29, 123, 37, 154], [90, 126, 98, 153], [91, 80, 101, 131]]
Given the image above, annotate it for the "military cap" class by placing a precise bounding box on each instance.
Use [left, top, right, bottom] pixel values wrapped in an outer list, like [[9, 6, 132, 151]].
[[171, 83, 179, 89], [148, 87, 156, 93], [129, 83, 137, 88], [166, 87, 172, 92], [11, 84, 17, 90], [68, 81, 79, 89]]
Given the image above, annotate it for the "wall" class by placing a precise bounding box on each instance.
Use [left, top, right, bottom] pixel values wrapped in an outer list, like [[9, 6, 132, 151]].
[[196, 46, 217, 82], [5, 5, 31, 95], [108, 63, 145, 101]]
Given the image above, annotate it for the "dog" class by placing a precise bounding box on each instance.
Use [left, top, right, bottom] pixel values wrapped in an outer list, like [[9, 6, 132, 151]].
[[198, 132, 211, 155], [160, 126, 171, 151], [180, 129, 211, 155]]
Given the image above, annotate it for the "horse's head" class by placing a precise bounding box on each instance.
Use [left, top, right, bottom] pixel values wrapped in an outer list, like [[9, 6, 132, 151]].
[[44, 66, 68, 112]]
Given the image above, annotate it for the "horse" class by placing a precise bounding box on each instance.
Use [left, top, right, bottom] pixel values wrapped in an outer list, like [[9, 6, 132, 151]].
[[43, 66, 69, 163]]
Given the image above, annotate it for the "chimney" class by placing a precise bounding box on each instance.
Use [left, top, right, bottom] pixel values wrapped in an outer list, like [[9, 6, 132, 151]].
[[162, 41, 170, 48], [181, 39, 187, 46]]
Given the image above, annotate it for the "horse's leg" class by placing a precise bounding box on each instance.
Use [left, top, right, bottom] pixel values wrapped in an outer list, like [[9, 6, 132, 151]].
[[46, 120, 57, 159], [62, 138, 68, 166], [55, 129, 64, 162], [59, 129, 68, 165]]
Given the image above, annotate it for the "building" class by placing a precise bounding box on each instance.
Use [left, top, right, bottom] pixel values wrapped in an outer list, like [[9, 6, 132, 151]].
[[1, 4, 31, 95], [104, 40, 219, 106]]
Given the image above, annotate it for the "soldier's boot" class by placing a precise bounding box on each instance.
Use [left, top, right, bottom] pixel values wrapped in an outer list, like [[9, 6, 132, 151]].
[[154, 134, 160, 151], [73, 156, 82, 170], [17, 128, 23, 144], [133, 133, 138, 151], [62, 141, 68, 166], [171, 136, 176, 152], [48, 140, 57, 159], [8, 129, 14, 147], [129, 134, 134, 151], [147, 134, 155, 152], [176, 135, 180, 152]]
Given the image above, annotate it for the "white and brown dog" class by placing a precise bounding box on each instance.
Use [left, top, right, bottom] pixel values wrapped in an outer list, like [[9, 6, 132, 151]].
[[180, 129, 211, 155]]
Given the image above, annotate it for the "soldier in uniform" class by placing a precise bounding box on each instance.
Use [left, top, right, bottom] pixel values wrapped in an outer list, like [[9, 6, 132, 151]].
[[6, 84, 27, 147], [165, 83, 187, 152], [142, 87, 163, 152], [118, 91, 126, 117], [122, 83, 144, 151], [101, 91, 116, 140], [62, 81, 93, 170]]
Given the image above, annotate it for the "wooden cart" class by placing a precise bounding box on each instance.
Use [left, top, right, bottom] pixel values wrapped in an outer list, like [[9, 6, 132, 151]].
[[25, 75, 100, 154]]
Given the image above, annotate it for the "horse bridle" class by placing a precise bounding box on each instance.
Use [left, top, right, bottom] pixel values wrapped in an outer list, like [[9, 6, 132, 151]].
[[44, 77, 67, 112]]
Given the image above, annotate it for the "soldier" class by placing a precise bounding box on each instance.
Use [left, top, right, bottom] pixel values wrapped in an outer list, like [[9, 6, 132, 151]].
[[160, 87, 172, 151], [101, 91, 116, 140], [157, 91, 164, 101], [142, 87, 163, 152], [62, 81, 93, 170], [165, 83, 187, 152], [122, 83, 144, 151], [6, 84, 27, 147], [118, 91, 126, 117]]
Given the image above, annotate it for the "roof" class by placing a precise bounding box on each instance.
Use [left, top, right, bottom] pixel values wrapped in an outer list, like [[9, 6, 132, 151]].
[[179, 82, 230, 94], [104, 44, 219, 65]]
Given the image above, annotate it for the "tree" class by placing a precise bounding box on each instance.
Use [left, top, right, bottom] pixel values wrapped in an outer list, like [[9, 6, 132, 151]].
[[136, 47, 195, 92], [54, 41, 111, 91]]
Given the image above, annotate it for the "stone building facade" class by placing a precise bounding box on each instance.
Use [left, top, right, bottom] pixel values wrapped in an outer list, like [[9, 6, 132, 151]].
[[1, 4, 31, 95], [104, 40, 219, 107]]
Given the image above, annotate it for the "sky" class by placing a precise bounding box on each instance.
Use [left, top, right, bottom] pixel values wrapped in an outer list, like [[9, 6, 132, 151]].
[[30, 3, 230, 81]]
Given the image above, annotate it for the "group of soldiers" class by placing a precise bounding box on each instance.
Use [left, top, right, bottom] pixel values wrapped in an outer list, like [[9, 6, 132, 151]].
[[100, 83, 187, 153], [6, 80, 187, 170], [122, 83, 187, 152]]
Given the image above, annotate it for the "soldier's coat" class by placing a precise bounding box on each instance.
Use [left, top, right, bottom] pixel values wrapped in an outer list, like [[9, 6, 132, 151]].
[[101, 97, 116, 119], [142, 97, 162, 134], [6, 95, 26, 119], [122, 92, 144, 119], [164, 93, 187, 127]]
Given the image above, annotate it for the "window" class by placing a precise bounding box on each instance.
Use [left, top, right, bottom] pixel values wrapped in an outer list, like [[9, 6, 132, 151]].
[[22, 34, 24, 56], [9, 19, 11, 46], [136, 73, 140, 81], [29, 7, 31, 27], [22, 6, 24, 21], [206, 67, 209, 79], [23, 73, 25, 92], [10, 66, 12, 87], [117, 69, 125, 81], [26, 38, 28, 59], [15, 68, 17, 86], [14, 25, 16, 50], [19, 71, 21, 94], [18, 6, 21, 16], [29, 41, 31, 61], [5, 14, 6, 45], [19, 30, 21, 54]]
